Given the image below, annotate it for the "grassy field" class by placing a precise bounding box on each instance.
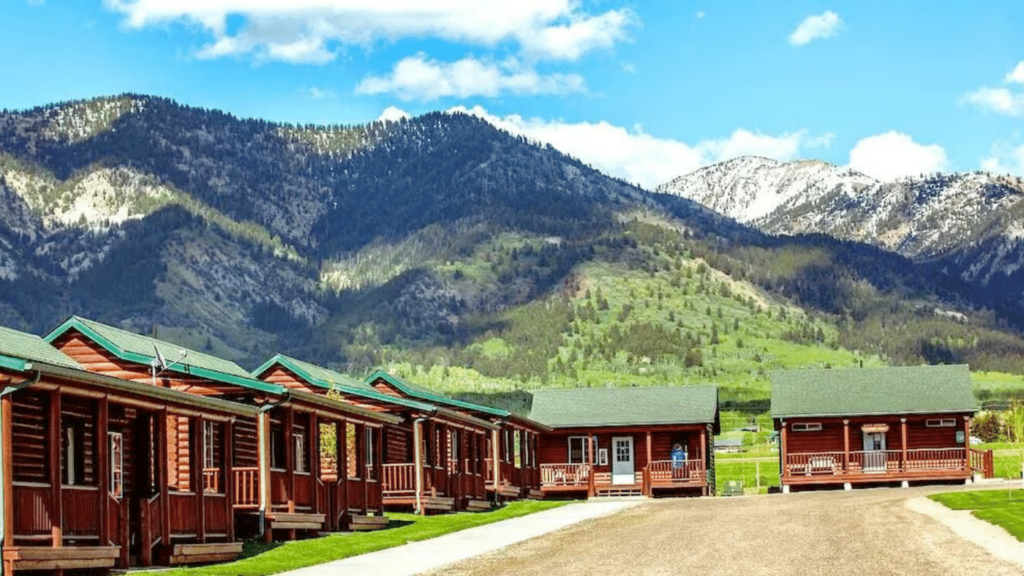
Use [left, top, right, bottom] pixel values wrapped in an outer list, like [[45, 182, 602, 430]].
[[930, 489, 1024, 541], [977, 442, 1024, 480], [161, 500, 568, 576]]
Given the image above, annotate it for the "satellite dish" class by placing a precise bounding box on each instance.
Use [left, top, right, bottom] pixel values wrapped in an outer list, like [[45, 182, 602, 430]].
[[154, 345, 169, 371]]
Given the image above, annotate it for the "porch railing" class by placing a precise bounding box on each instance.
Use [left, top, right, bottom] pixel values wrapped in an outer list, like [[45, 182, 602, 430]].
[[540, 463, 591, 487], [382, 463, 417, 496], [970, 448, 995, 478], [785, 448, 968, 477], [203, 467, 222, 493], [232, 467, 260, 508], [647, 460, 706, 485]]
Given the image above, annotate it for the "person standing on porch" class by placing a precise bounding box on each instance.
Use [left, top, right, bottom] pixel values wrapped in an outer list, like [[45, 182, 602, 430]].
[[671, 443, 687, 469]]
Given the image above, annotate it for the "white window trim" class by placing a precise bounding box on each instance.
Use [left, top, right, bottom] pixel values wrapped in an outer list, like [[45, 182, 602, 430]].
[[109, 431, 124, 499], [365, 427, 375, 467], [792, 423, 822, 432], [204, 420, 216, 470], [926, 418, 957, 427], [567, 436, 591, 464]]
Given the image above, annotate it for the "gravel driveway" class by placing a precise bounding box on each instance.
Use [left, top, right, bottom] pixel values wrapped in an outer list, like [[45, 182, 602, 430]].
[[427, 486, 1021, 576]]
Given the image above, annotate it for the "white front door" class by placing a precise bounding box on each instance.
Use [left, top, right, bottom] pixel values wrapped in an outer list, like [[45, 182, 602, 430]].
[[611, 436, 634, 485], [862, 431, 886, 472]]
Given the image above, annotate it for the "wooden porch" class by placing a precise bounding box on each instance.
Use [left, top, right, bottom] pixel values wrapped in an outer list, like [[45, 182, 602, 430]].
[[538, 459, 708, 497], [782, 448, 994, 485], [380, 460, 487, 512]]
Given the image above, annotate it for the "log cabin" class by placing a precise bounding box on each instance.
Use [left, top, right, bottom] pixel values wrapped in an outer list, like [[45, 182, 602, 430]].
[[44, 317, 400, 540], [363, 371, 551, 501], [771, 365, 990, 492], [252, 356, 499, 513], [529, 386, 720, 498], [0, 324, 260, 574]]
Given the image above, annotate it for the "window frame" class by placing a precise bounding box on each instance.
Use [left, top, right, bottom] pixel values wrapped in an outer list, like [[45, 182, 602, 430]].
[[567, 436, 590, 464], [109, 431, 124, 499], [926, 418, 957, 428], [791, 423, 823, 432]]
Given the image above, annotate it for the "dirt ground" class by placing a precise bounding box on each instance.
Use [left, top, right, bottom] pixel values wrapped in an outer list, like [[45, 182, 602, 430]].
[[426, 485, 1021, 576]]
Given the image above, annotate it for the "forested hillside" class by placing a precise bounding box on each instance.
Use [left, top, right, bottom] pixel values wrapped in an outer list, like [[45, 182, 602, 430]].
[[2, 95, 1023, 403]]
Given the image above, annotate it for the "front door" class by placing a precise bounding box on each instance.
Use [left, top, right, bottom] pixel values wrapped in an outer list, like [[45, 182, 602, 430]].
[[611, 436, 634, 485], [862, 431, 887, 472]]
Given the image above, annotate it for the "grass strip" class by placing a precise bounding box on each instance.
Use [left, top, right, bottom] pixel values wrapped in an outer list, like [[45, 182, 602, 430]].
[[930, 489, 1024, 541]]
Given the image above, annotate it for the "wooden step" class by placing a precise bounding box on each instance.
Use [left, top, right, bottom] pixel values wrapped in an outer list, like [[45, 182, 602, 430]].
[[527, 489, 545, 499], [167, 542, 243, 566], [267, 512, 326, 531], [422, 496, 456, 511], [466, 499, 493, 512], [499, 485, 521, 498], [348, 515, 389, 531], [3, 546, 120, 572]]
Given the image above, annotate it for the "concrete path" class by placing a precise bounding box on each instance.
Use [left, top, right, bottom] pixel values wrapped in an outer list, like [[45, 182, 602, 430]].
[[279, 500, 642, 576]]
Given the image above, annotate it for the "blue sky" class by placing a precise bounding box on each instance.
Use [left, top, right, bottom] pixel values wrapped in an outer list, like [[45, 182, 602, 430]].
[[2, 0, 1023, 187]]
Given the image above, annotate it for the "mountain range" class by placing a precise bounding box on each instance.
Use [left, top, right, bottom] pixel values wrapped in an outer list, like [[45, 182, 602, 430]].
[[2, 95, 1024, 403]]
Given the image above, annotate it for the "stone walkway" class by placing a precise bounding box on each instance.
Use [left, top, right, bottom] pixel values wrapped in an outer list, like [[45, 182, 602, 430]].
[[278, 500, 642, 576]]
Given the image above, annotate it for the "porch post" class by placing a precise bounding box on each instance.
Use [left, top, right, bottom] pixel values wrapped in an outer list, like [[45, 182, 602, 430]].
[[2, 394, 14, 550], [225, 418, 235, 542], [963, 416, 971, 473], [361, 424, 369, 515], [376, 425, 384, 515], [258, 411, 272, 543], [337, 421, 348, 530], [587, 434, 595, 498], [158, 409, 171, 550], [97, 396, 109, 547], [284, 406, 295, 515], [413, 420, 424, 514], [645, 430, 652, 497], [842, 419, 850, 472], [699, 425, 707, 496], [900, 418, 908, 473], [309, 412, 319, 520], [491, 428, 500, 498], [195, 416, 206, 544], [779, 421, 788, 492], [49, 389, 62, 547]]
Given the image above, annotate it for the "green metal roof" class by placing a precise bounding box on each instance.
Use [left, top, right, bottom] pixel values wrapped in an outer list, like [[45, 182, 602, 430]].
[[528, 385, 719, 428], [253, 354, 437, 412], [770, 364, 977, 418], [365, 370, 510, 418], [0, 325, 82, 370], [44, 316, 282, 395]]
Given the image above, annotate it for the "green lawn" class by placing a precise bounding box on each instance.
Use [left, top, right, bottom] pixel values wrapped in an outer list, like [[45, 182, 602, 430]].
[[162, 500, 569, 576], [715, 457, 779, 495], [930, 490, 1024, 541], [976, 442, 1023, 480]]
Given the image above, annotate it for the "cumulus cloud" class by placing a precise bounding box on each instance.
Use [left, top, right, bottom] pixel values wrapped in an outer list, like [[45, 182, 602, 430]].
[[103, 0, 636, 65], [305, 86, 334, 99], [981, 141, 1024, 176], [962, 62, 1024, 116], [356, 54, 586, 101], [848, 131, 948, 181], [788, 11, 842, 46], [449, 105, 832, 189], [377, 106, 411, 123]]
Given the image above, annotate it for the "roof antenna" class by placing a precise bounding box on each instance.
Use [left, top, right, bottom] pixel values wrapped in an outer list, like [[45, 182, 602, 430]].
[[150, 344, 188, 386]]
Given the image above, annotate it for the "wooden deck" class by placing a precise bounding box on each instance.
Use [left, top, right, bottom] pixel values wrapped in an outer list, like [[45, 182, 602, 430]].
[[539, 461, 708, 497], [781, 448, 983, 486]]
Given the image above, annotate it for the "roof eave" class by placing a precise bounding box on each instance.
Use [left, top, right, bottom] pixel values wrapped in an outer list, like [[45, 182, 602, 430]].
[[772, 407, 978, 419]]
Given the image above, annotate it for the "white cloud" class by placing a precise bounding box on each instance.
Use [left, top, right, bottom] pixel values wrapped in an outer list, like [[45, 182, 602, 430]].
[[305, 87, 334, 99], [981, 141, 1024, 176], [449, 105, 831, 189], [848, 131, 948, 181], [696, 11, 705, 19], [103, 0, 636, 64], [962, 62, 1024, 116], [788, 11, 842, 46], [377, 106, 411, 123], [356, 54, 586, 101]]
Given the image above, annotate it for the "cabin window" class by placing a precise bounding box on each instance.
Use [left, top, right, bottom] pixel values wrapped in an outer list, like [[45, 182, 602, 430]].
[[204, 421, 216, 470], [365, 427, 375, 468], [346, 423, 358, 479], [270, 425, 286, 470], [568, 436, 590, 464], [513, 430, 522, 469], [109, 432, 124, 499], [791, 423, 822, 432], [926, 418, 956, 427], [449, 429, 458, 472], [504, 429, 512, 463], [295, 432, 307, 473], [64, 425, 78, 485]]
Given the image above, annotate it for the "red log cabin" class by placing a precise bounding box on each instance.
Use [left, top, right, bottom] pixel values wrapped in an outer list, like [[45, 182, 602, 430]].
[[771, 365, 992, 492], [0, 325, 261, 574], [529, 386, 720, 498], [252, 356, 500, 513], [363, 371, 552, 502], [44, 317, 400, 541]]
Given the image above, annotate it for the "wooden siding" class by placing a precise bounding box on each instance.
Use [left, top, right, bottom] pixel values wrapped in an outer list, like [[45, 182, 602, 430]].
[[386, 427, 410, 464], [233, 418, 259, 468], [12, 392, 48, 483], [260, 366, 320, 394], [783, 415, 969, 453]]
